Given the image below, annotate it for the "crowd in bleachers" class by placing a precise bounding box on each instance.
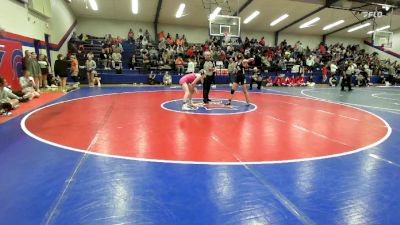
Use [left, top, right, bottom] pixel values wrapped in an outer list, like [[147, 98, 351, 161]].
[[67, 29, 400, 88]]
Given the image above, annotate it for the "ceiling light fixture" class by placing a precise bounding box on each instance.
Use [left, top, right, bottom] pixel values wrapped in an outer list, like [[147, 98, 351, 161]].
[[299, 17, 320, 28], [367, 25, 390, 34], [243, 11, 260, 24], [88, 0, 98, 11], [376, 25, 390, 31], [270, 14, 289, 26], [209, 7, 222, 21], [347, 23, 371, 32], [176, 3, 185, 18], [323, 20, 345, 30], [132, 0, 138, 14]]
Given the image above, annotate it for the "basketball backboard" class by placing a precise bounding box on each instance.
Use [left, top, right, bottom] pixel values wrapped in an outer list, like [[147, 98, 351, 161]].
[[373, 31, 393, 48], [209, 15, 240, 38]]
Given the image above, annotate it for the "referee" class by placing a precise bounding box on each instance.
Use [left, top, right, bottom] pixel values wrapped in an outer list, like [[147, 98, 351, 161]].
[[201, 51, 215, 104]]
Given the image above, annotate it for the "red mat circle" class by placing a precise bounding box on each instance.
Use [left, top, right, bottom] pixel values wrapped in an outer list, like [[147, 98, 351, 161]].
[[23, 91, 389, 164]]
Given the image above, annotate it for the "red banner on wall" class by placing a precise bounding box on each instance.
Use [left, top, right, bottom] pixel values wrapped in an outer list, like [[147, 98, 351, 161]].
[[0, 39, 23, 91]]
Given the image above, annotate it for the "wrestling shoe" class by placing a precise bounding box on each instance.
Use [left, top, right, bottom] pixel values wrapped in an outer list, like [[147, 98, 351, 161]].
[[182, 104, 194, 111]]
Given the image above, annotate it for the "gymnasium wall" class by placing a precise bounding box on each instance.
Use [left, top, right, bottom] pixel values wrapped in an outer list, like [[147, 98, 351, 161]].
[[48, 0, 76, 65], [277, 33, 322, 49], [75, 17, 153, 41], [0, 0, 76, 65], [325, 36, 364, 46]]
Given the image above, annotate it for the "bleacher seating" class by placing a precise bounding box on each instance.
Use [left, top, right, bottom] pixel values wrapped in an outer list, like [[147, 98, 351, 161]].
[[67, 33, 398, 86]]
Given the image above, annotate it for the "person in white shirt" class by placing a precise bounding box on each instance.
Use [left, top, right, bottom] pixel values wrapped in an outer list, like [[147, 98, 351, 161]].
[[341, 61, 354, 91], [363, 63, 372, 77], [86, 55, 97, 87], [306, 55, 315, 74], [111, 49, 122, 70], [330, 62, 338, 75], [141, 37, 148, 47], [0, 77, 22, 116], [163, 71, 172, 86], [19, 70, 40, 99], [186, 57, 195, 74]]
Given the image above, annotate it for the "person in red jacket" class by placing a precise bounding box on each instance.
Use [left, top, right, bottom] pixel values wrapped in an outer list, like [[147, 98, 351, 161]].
[[322, 66, 328, 82], [264, 76, 273, 87], [288, 75, 297, 87], [296, 73, 306, 86], [273, 75, 282, 86], [259, 37, 265, 47], [280, 75, 289, 86]]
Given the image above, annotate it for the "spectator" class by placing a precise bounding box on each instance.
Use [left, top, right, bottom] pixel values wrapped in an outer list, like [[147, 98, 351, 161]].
[[54, 54, 69, 92], [286, 75, 295, 87], [144, 29, 151, 41], [29, 52, 42, 91], [149, 47, 159, 60], [92, 71, 101, 87], [227, 58, 237, 86], [176, 36, 183, 46], [158, 31, 165, 41], [167, 35, 174, 45], [186, 57, 195, 74], [296, 73, 306, 86], [70, 54, 80, 85], [163, 71, 172, 86], [38, 54, 51, 88], [23, 50, 31, 71], [330, 61, 338, 76], [19, 70, 40, 99], [322, 65, 328, 82], [158, 38, 167, 51], [86, 51, 94, 60], [329, 74, 338, 87], [111, 49, 122, 70], [259, 37, 265, 47], [186, 46, 194, 58], [142, 52, 151, 71], [128, 28, 134, 43], [250, 67, 262, 90], [142, 37, 149, 47], [86, 55, 97, 87], [175, 56, 184, 75], [148, 71, 160, 85], [138, 28, 144, 41], [306, 55, 314, 73], [100, 48, 110, 70], [129, 54, 136, 70], [0, 77, 20, 116]]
